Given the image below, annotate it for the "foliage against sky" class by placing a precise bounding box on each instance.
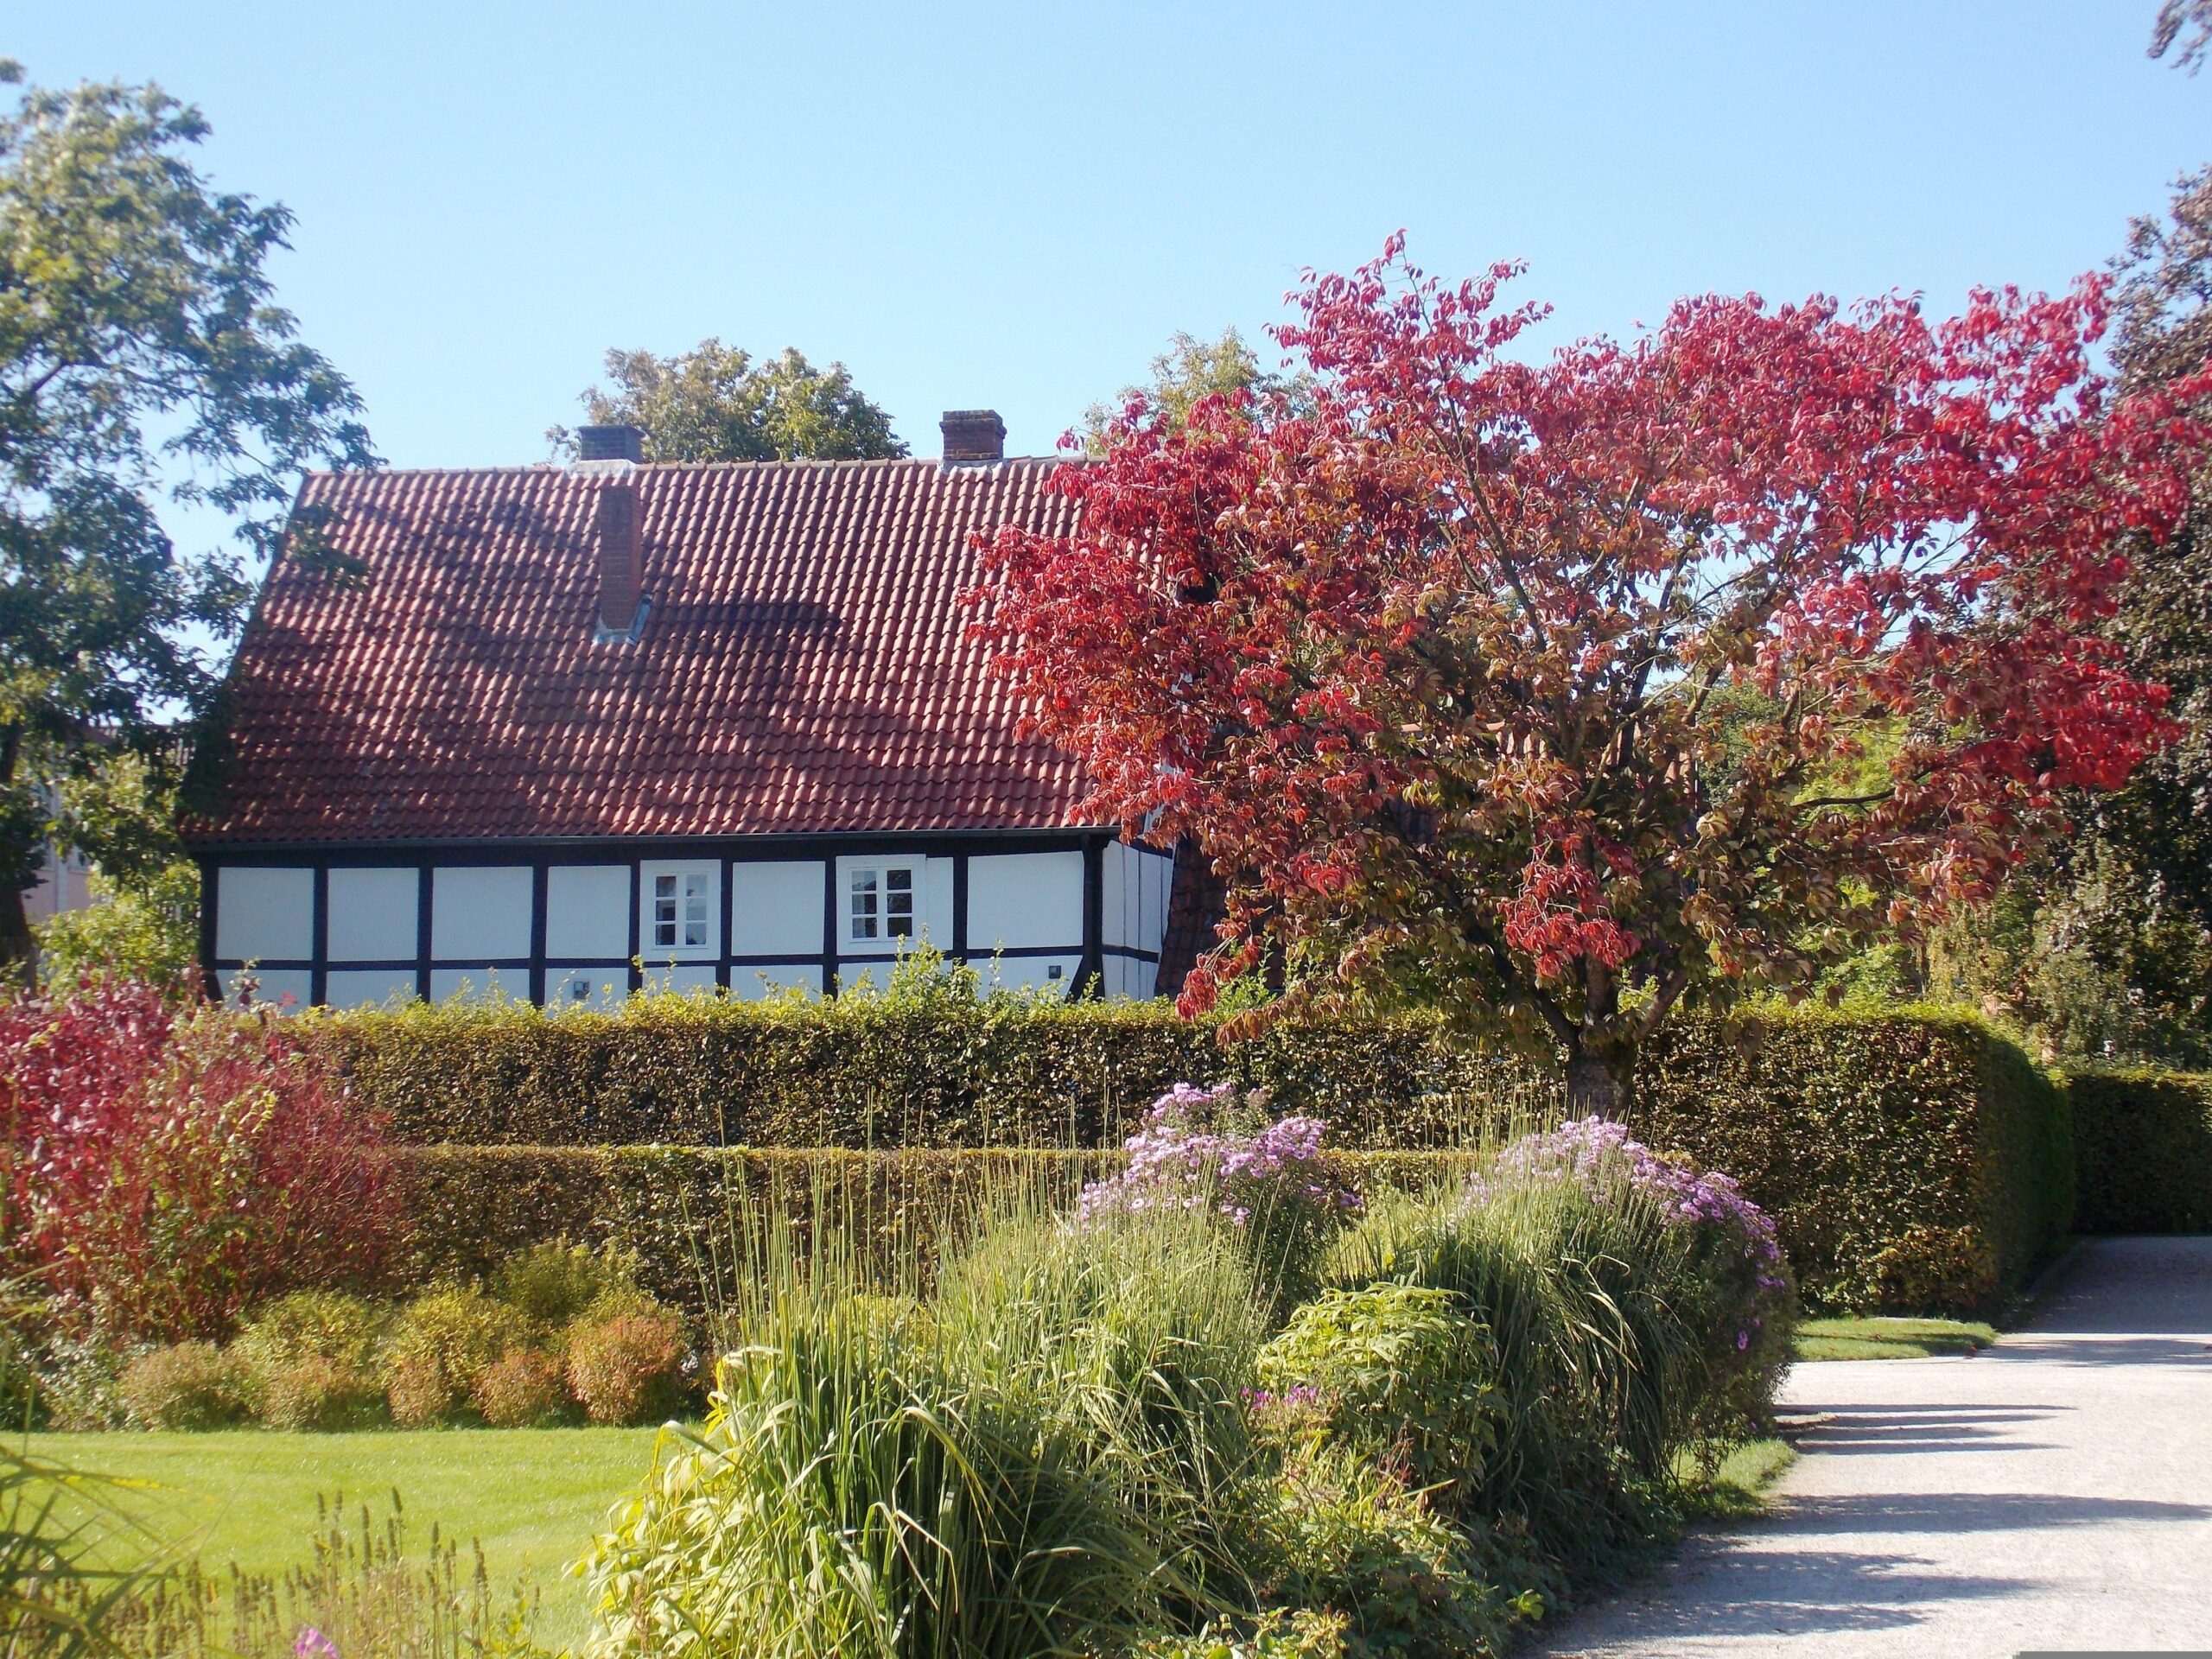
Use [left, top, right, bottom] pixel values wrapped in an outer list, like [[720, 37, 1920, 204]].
[[976, 238, 2209, 1111], [553, 339, 906, 464], [0, 61, 374, 974]]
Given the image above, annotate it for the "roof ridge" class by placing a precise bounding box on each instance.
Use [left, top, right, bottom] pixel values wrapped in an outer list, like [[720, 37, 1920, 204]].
[[302, 455, 1072, 484]]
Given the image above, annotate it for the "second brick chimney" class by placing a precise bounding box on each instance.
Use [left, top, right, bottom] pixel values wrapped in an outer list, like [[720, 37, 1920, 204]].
[[577, 423, 645, 463], [594, 480, 645, 639], [940, 409, 1006, 465]]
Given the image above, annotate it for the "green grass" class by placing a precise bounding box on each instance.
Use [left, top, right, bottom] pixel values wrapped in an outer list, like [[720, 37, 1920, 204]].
[[25, 1427, 667, 1648], [1675, 1437, 1796, 1522], [1791, 1316, 1999, 1361]]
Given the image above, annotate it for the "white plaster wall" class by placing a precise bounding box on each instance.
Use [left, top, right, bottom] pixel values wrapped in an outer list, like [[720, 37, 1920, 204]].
[[327, 868, 419, 962], [981, 954, 1084, 997], [967, 851, 1084, 953], [221, 967, 312, 1010], [215, 867, 312, 961], [832, 854, 951, 957], [429, 965, 526, 1003], [1102, 842, 1129, 950], [325, 968, 418, 1010], [546, 866, 629, 958], [431, 867, 532, 961], [728, 963, 824, 1001], [547, 967, 629, 1013], [639, 962, 720, 996], [729, 861, 824, 957]]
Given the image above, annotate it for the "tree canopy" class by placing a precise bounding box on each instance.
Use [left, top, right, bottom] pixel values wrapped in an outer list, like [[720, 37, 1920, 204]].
[[1078, 327, 1308, 456], [976, 238, 2209, 1114], [552, 340, 906, 463], [0, 62, 375, 976]]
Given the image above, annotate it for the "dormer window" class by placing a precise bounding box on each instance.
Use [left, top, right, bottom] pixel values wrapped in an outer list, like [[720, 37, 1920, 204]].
[[639, 861, 719, 959], [849, 864, 915, 943]]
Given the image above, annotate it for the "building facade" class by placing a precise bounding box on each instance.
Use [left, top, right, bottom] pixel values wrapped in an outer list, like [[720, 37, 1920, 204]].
[[184, 415, 1194, 1010]]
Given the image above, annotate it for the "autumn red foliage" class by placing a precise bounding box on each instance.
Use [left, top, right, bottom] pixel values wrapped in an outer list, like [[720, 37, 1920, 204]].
[[0, 982, 394, 1340], [974, 238, 2211, 1113]]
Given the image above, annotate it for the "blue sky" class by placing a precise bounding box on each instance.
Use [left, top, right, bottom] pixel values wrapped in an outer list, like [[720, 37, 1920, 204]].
[[16, 2, 2209, 479]]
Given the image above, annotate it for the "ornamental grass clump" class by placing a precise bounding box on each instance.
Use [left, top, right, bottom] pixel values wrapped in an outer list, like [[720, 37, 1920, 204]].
[[1077, 1084, 1363, 1307]]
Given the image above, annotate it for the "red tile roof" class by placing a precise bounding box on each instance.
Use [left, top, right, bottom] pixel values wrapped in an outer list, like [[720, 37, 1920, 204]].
[[182, 459, 1094, 846]]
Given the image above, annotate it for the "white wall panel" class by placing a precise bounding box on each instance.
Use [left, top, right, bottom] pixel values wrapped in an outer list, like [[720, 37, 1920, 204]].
[[547, 966, 629, 1013], [729, 861, 824, 957], [546, 866, 629, 958], [967, 851, 1084, 953], [1102, 842, 1129, 950], [640, 963, 720, 996], [325, 968, 418, 1010], [431, 867, 531, 961], [982, 954, 1084, 996], [728, 963, 824, 1001], [215, 867, 312, 961], [1141, 848, 1173, 959], [429, 965, 525, 1003], [220, 967, 312, 1011], [327, 868, 419, 963]]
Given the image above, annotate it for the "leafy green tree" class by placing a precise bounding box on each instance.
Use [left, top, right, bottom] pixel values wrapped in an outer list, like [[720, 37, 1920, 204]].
[[551, 340, 906, 463], [1079, 327, 1309, 456], [0, 63, 374, 980]]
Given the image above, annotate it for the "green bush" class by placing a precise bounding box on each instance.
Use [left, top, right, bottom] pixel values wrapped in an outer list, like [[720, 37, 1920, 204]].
[[2067, 1069, 2212, 1233], [1249, 1446, 1527, 1659], [1255, 1285, 1497, 1500], [1132, 1609, 1350, 1659], [379, 1288, 533, 1427], [118, 1341, 252, 1430], [493, 1238, 645, 1327], [232, 1291, 387, 1431]]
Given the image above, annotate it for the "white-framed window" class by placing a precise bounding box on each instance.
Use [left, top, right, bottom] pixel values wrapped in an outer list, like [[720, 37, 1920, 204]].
[[639, 861, 720, 959], [848, 863, 917, 944]]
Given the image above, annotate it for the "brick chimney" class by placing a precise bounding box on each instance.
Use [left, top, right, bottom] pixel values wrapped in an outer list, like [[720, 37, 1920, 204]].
[[940, 409, 1006, 464], [577, 423, 645, 463], [594, 478, 645, 639]]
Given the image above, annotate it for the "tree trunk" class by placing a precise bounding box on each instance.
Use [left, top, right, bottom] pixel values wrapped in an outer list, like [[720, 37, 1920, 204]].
[[0, 880, 37, 992], [1564, 1040, 1636, 1120]]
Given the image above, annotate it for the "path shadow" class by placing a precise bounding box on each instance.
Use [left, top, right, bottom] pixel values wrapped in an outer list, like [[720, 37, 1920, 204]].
[[1541, 1548, 2032, 1645], [1773, 1489, 2212, 1535], [1786, 1404, 2066, 1456], [1988, 1334, 2212, 1366]]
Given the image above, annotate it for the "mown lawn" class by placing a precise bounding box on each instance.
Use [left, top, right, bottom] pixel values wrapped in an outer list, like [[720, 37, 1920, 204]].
[[28, 1427, 670, 1647], [1675, 1436, 1797, 1522], [1792, 1315, 1999, 1360]]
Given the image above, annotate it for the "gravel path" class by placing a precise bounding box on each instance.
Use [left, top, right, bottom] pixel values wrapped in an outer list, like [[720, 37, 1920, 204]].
[[1535, 1235, 2212, 1657]]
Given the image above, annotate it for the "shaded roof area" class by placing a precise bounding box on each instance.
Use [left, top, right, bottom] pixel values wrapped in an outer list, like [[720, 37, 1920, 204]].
[[182, 459, 1094, 846]]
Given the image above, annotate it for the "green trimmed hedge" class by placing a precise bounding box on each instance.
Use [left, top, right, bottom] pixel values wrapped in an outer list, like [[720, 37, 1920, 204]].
[[359, 999, 2073, 1314], [304, 997, 1548, 1150], [2068, 1070, 2212, 1234], [1630, 1007, 2072, 1314]]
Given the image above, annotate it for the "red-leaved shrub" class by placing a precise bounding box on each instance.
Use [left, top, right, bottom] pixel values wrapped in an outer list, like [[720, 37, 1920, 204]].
[[0, 982, 394, 1341]]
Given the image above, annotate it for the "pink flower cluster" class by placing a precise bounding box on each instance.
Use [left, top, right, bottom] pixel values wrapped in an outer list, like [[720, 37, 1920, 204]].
[[1077, 1083, 1363, 1231]]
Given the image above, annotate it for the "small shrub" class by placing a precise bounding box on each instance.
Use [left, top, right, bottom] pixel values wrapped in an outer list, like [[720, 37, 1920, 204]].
[[493, 1238, 643, 1327], [233, 1292, 388, 1431], [1133, 1608, 1351, 1659], [1255, 1282, 1497, 1497], [380, 1287, 533, 1427], [119, 1341, 252, 1430], [471, 1346, 568, 1427], [1250, 1446, 1530, 1659], [564, 1307, 684, 1427], [261, 1353, 387, 1433]]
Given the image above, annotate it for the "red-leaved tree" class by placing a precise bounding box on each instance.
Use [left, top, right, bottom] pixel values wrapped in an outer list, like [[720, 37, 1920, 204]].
[[0, 982, 394, 1341], [974, 239, 2210, 1115]]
